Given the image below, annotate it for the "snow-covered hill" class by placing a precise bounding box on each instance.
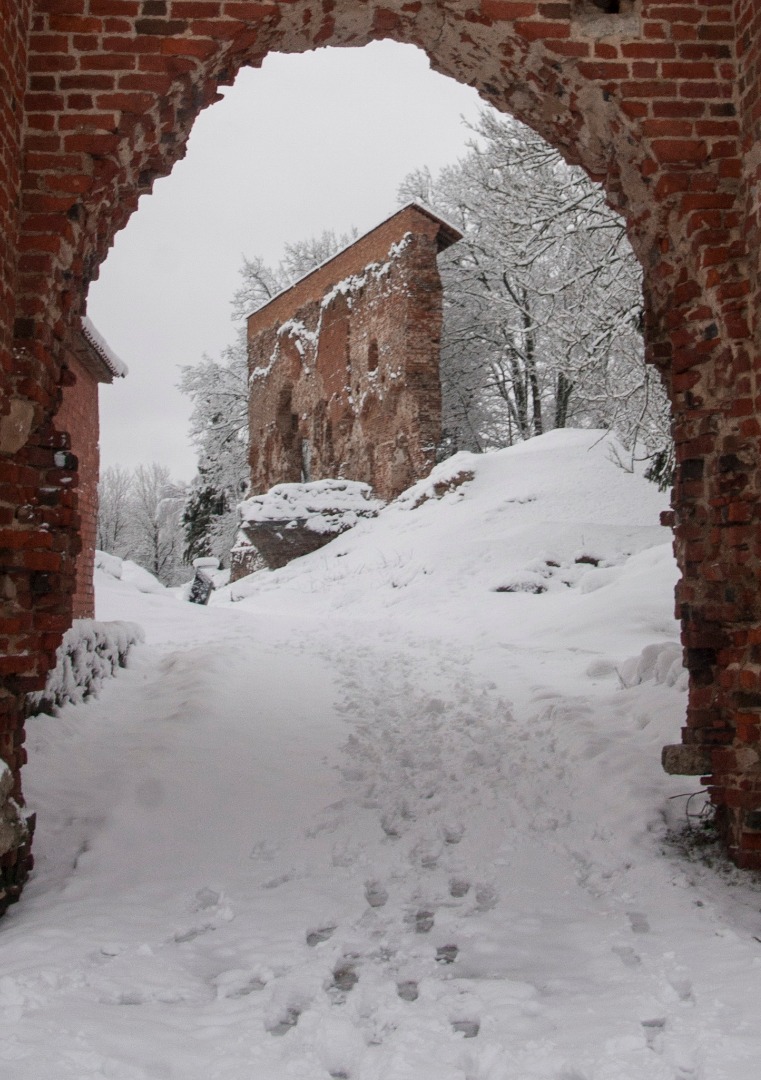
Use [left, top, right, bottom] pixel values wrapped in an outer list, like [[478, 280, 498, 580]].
[[4, 430, 761, 1080]]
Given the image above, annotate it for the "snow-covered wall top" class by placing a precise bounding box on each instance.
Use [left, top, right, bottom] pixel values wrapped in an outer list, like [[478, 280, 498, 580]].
[[239, 479, 384, 535], [80, 316, 128, 379]]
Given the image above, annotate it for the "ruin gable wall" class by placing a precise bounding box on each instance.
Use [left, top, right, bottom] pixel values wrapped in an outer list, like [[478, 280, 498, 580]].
[[248, 205, 457, 502]]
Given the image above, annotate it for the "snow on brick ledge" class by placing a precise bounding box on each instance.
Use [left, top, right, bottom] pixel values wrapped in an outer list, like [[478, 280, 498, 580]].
[[27, 619, 145, 716], [233, 479, 384, 574]]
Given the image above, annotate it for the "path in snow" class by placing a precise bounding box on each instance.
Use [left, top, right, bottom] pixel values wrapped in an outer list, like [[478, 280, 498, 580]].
[[2, 604, 760, 1080]]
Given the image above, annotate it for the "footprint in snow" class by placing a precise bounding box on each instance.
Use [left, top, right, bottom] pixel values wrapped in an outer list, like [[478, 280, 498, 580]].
[[397, 980, 419, 1001], [451, 1019, 480, 1038], [409, 839, 442, 870], [436, 944, 459, 965], [628, 911, 651, 934], [612, 945, 641, 967], [667, 973, 694, 1003], [250, 839, 280, 861], [173, 888, 233, 942], [405, 908, 434, 933], [449, 878, 471, 898], [113, 989, 147, 1006], [174, 924, 215, 944], [364, 880, 389, 908], [641, 1016, 667, 1053], [267, 1006, 301, 1036], [213, 969, 267, 999], [306, 925, 337, 947], [261, 872, 295, 889], [474, 882, 499, 912], [442, 822, 465, 845], [331, 963, 360, 994]]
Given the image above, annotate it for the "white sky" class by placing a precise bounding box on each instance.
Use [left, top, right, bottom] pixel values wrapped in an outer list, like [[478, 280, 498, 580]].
[[88, 42, 486, 482]]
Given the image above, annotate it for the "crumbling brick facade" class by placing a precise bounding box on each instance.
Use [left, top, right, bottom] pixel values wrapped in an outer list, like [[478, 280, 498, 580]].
[[55, 354, 99, 620], [248, 204, 460, 502], [1, 1, 761, 908]]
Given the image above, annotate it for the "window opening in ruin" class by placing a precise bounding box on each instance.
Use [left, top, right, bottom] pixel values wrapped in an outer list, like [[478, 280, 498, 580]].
[[571, 0, 638, 33], [368, 340, 379, 373]]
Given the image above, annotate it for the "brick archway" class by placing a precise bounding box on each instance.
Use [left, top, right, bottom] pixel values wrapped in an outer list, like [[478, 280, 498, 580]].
[[1, 1, 760, 908]]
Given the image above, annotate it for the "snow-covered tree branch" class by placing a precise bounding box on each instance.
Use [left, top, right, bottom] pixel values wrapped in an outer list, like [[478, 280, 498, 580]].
[[401, 111, 672, 476]]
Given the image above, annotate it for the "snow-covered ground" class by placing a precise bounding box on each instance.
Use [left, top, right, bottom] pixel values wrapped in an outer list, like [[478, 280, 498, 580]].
[[4, 430, 761, 1080]]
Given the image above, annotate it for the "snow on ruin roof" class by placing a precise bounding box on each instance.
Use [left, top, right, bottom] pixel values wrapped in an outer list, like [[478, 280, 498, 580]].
[[80, 316, 128, 379], [245, 201, 463, 321]]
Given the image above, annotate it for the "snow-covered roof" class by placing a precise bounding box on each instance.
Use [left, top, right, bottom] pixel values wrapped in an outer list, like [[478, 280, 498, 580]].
[[245, 201, 463, 322], [80, 316, 128, 380]]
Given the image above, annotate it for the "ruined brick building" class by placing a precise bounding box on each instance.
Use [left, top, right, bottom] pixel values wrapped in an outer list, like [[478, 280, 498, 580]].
[[57, 318, 125, 620], [247, 203, 460, 502], [1, 1, 761, 911]]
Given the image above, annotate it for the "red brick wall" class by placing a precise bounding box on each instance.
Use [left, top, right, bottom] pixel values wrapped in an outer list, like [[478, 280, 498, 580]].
[[0, 0, 30, 397], [702, 0, 761, 863], [736, 0, 761, 352], [55, 353, 99, 619], [248, 206, 447, 501], [0, 0, 35, 912]]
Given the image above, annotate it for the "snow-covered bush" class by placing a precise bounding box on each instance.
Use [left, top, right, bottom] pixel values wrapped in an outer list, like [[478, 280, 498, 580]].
[[28, 620, 145, 716]]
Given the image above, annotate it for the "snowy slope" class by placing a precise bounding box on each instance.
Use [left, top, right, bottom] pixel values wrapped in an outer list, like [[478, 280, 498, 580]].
[[4, 430, 761, 1080]]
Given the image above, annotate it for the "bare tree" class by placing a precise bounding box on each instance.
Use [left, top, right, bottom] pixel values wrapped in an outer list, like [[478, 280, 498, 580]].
[[97, 465, 135, 556], [130, 463, 187, 584], [180, 228, 356, 562], [97, 462, 189, 585]]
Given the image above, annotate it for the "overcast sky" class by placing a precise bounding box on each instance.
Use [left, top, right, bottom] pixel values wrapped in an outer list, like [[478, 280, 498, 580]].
[[87, 42, 485, 482]]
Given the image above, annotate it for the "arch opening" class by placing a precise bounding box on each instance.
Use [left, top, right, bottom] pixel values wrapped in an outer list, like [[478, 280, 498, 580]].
[[1, 2, 759, 912]]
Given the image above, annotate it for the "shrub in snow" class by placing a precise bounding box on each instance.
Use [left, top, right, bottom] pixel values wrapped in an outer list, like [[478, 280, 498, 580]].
[[494, 571, 548, 594], [27, 619, 145, 716], [233, 480, 384, 572]]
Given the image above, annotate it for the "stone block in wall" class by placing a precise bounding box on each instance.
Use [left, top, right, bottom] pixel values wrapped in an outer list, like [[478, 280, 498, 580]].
[[662, 743, 713, 777], [188, 558, 221, 605], [229, 543, 267, 583], [0, 763, 27, 861]]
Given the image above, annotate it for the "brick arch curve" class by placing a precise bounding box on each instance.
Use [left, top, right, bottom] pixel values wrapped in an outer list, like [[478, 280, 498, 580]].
[[18, 2, 665, 347], [1, 2, 759, 910]]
